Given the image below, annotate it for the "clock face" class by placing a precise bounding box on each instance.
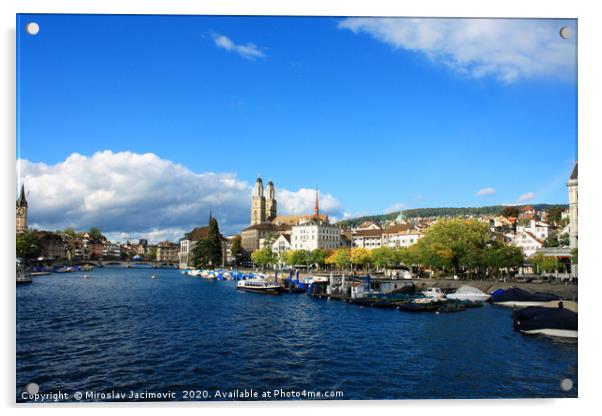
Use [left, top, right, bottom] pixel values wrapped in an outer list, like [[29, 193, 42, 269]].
[[16, 207, 25, 216]]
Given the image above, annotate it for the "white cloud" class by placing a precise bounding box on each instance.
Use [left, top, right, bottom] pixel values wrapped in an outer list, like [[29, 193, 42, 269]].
[[518, 191, 535, 202], [212, 33, 265, 60], [276, 188, 343, 218], [18, 151, 344, 242], [476, 187, 496, 196], [338, 18, 576, 83], [385, 202, 406, 213]]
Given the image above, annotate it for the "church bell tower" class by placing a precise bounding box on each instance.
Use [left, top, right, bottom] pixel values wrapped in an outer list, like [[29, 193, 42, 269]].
[[265, 181, 277, 222], [251, 177, 266, 225], [16, 184, 28, 234]]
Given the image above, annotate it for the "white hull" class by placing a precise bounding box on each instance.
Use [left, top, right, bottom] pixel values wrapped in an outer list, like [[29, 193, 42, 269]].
[[447, 293, 490, 302], [521, 329, 578, 338], [495, 301, 550, 308]]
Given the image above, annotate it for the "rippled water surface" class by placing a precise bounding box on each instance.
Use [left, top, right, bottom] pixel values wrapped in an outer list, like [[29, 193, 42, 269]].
[[16, 268, 577, 401]]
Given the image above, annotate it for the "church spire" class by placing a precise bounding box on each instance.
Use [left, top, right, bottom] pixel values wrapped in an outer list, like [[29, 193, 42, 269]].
[[17, 183, 27, 207], [314, 188, 319, 219]]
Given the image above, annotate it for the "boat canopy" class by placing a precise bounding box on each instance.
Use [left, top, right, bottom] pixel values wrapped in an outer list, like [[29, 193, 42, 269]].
[[491, 287, 561, 303]]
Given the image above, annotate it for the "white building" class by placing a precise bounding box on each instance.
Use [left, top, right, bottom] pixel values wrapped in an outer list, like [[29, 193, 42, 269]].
[[381, 224, 424, 248], [513, 230, 544, 257], [351, 229, 383, 249], [516, 220, 551, 242], [271, 233, 292, 255], [291, 221, 341, 251]]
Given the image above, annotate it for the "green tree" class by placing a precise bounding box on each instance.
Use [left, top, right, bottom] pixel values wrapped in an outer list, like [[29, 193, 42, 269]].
[[545, 207, 565, 226], [483, 245, 525, 277], [531, 252, 559, 274], [415, 219, 490, 275], [61, 227, 78, 238], [326, 248, 351, 270], [251, 247, 277, 269], [230, 235, 242, 265], [371, 246, 397, 270], [543, 231, 560, 248], [16, 231, 42, 261], [145, 246, 157, 261], [88, 227, 104, 241], [311, 249, 329, 269], [191, 217, 223, 268], [350, 247, 372, 271]]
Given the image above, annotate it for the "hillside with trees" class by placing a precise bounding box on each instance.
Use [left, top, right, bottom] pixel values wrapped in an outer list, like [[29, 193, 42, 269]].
[[337, 204, 567, 228]]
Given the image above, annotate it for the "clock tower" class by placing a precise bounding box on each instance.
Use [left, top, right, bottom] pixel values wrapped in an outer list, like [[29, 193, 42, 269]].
[[16, 184, 28, 234]]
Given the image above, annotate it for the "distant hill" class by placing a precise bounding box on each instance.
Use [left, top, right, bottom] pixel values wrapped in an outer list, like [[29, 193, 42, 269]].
[[336, 204, 568, 228]]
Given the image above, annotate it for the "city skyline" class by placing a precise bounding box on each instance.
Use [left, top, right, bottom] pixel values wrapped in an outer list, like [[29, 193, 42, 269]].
[[17, 15, 578, 241]]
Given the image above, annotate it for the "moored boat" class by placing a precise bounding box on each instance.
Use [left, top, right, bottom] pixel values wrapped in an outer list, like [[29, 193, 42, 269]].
[[237, 279, 282, 295], [513, 302, 577, 338], [446, 285, 491, 302], [490, 287, 561, 307]]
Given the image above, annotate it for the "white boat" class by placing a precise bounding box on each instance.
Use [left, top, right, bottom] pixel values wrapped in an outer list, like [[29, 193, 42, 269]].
[[151, 274, 157, 279], [237, 279, 281, 295], [446, 285, 491, 302], [421, 288, 446, 300], [401, 270, 413, 280]]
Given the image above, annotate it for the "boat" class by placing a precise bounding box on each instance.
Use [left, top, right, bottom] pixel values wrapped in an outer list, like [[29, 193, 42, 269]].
[[397, 297, 445, 312], [490, 287, 562, 307], [446, 285, 491, 302], [237, 279, 281, 295], [151, 274, 157, 279], [421, 287, 446, 300], [513, 302, 577, 338]]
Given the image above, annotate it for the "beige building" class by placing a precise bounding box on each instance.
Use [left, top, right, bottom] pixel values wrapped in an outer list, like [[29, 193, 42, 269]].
[[251, 177, 277, 225], [241, 223, 289, 253], [156, 240, 179, 263]]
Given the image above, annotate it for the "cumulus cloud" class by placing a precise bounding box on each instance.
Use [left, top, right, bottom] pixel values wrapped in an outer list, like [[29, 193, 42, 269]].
[[276, 188, 343, 218], [338, 18, 576, 82], [476, 187, 496, 196], [518, 191, 535, 202], [212, 33, 265, 60], [18, 151, 344, 241]]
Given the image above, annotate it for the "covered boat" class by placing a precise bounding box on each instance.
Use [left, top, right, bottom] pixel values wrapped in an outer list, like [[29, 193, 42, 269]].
[[446, 285, 490, 302], [513, 302, 577, 338], [490, 287, 561, 307]]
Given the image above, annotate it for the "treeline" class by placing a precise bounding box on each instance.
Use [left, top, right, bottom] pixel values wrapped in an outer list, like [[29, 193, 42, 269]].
[[337, 204, 568, 227]]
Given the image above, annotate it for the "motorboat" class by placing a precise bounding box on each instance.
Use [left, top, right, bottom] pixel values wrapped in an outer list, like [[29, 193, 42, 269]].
[[446, 285, 491, 302], [490, 287, 561, 307], [237, 279, 281, 295], [421, 287, 446, 300], [513, 302, 577, 338], [151, 274, 157, 279]]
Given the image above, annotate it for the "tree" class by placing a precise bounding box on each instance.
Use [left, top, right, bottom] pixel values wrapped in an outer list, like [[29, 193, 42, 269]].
[[531, 252, 559, 274], [16, 231, 42, 261], [326, 248, 351, 270], [88, 227, 104, 242], [543, 231, 560, 248], [414, 219, 490, 275], [545, 207, 565, 226], [502, 206, 520, 218], [311, 249, 329, 269], [191, 217, 223, 268], [145, 246, 157, 261], [230, 235, 242, 265], [483, 245, 524, 277], [251, 247, 277, 269], [61, 227, 78, 238], [571, 248, 578, 265], [350, 248, 372, 271], [371, 246, 397, 270]]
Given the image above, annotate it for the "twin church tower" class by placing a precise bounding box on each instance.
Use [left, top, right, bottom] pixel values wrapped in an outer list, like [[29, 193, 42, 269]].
[[251, 177, 277, 225]]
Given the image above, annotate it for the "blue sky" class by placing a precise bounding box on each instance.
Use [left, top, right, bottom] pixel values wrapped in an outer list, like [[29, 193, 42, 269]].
[[16, 14, 577, 240]]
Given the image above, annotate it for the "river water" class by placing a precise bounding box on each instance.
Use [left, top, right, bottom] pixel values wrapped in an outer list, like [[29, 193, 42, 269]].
[[16, 268, 577, 401]]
